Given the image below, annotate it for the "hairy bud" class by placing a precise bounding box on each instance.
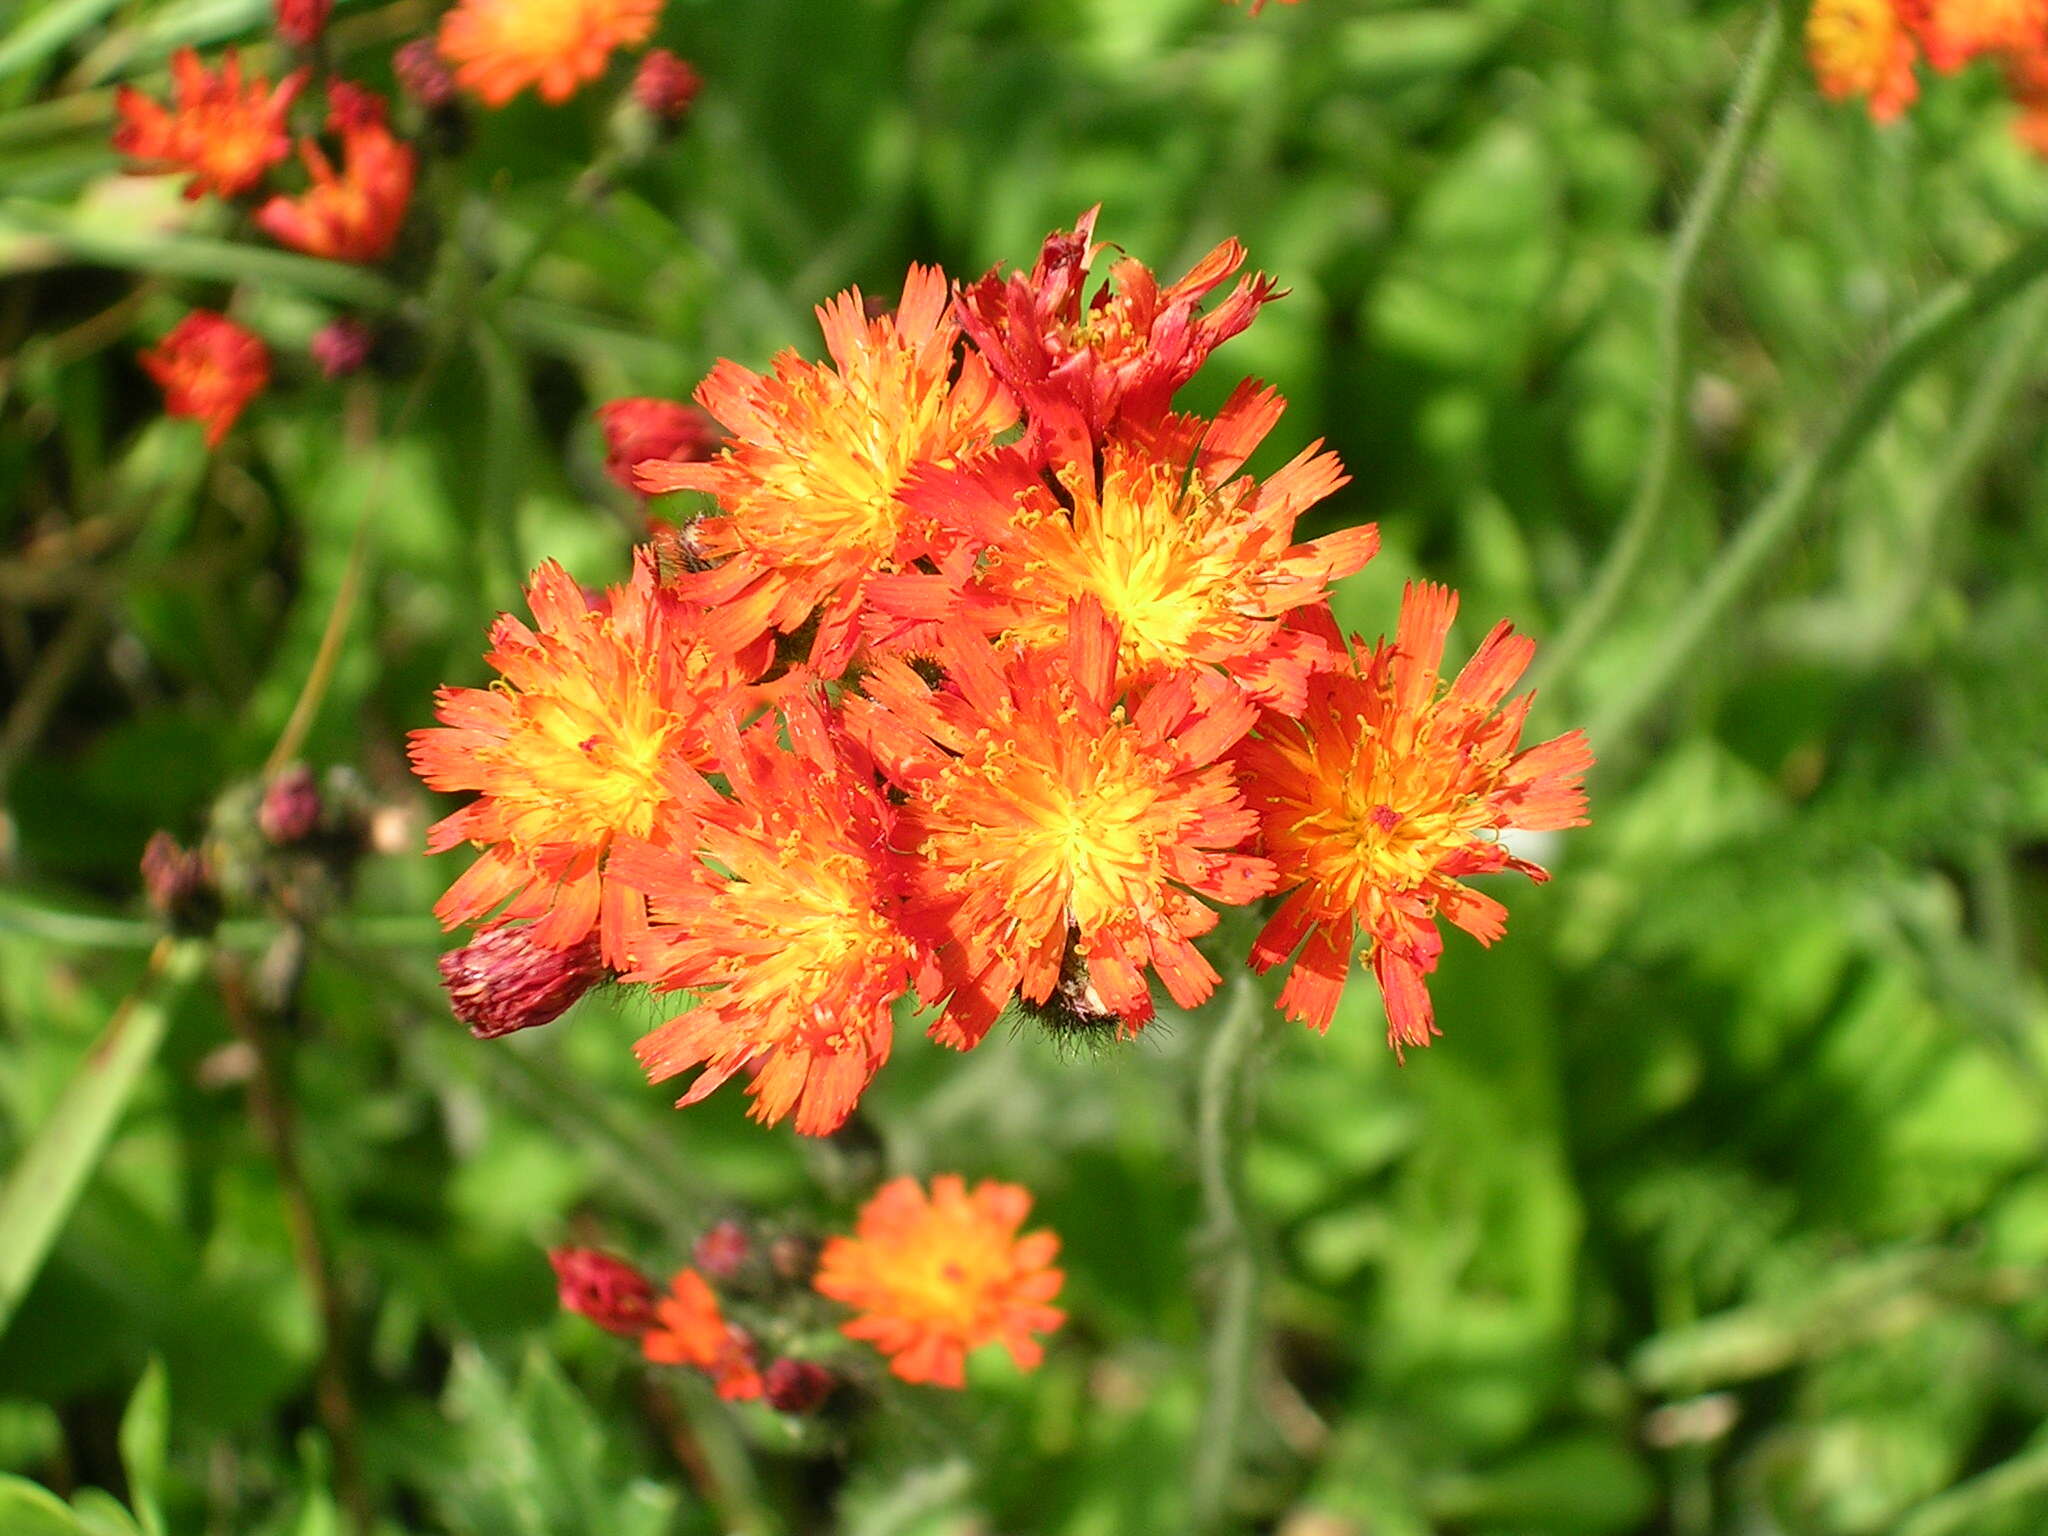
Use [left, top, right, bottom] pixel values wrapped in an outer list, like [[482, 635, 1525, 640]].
[[693, 1219, 751, 1281], [141, 832, 221, 936], [549, 1248, 656, 1336], [273, 0, 331, 48], [763, 1358, 835, 1415], [438, 927, 603, 1038], [310, 318, 374, 379], [633, 50, 702, 122], [394, 38, 457, 110], [258, 764, 323, 844]]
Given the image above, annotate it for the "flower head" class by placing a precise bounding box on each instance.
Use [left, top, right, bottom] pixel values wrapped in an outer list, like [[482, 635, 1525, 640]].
[[256, 87, 415, 264], [141, 831, 221, 935], [140, 311, 269, 449], [848, 604, 1275, 1047], [408, 550, 769, 968], [550, 1247, 656, 1335], [955, 208, 1279, 467], [439, 925, 606, 1037], [259, 765, 323, 844], [1233, 584, 1593, 1049], [762, 1358, 834, 1413], [437, 0, 662, 106], [610, 690, 923, 1135], [641, 1268, 764, 1400], [814, 1175, 1064, 1388], [634, 265, 1019, 674], [597, 397, 719, 495], [1807, 0, 1922, 116], [875, 384, 1375, 709], [113, 48, 306, 200]]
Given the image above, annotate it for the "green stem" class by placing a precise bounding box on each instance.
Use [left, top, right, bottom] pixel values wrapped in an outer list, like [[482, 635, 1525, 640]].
[[1190, 971, 1268, 1534], [1531, 0, 1792, 703], [1857, 281, 2048, 659], [1591, 224, 2048, 753]]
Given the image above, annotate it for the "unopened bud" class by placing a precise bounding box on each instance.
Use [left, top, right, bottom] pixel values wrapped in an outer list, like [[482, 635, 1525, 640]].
[[394, 38, 456, 110], [438, 927, 604, 1038], [326, 80, 387, 133], [597, 397, 719, 495], [766, 1232, 819, 1284], [693, 1219, 750, 1281], [763, 1358, 834, 1415], [310, 318, 373, 379], [141, 832, 221, 936], [548, 1247, 656, 1336], [273, 0, 331, 48], [258, 764, 323, 844], [633, 50, 701, 122]]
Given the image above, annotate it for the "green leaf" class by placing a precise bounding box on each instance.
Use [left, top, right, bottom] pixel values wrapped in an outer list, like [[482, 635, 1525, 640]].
[[116, 1359, 167, 1536], [0, 1474, 86, 1536], [0, 940, 207, 1338]]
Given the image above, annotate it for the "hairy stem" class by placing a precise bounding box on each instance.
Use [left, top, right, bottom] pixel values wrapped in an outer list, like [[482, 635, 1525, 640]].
[[1190, 971, 1269, 1534], [1531, 0, 1793, 703], [1591, 224, 2048, 753]]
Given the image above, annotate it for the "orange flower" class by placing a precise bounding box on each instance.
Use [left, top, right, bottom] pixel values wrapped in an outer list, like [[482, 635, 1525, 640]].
[[955, 208, 1279, 467], [814, 1175, 1064, 1388], [847, 604, 1275, 1048], [437, 0, 661, 106], [407, 551, 769, 968], [140, 311, 269, 449], [641, 1268, 763, 1400], [1915, 0, 2047, 72], [1807, 0, 1921, 117], [1233, 585, 1592, 1050], [113, 48, 306, 200], [607, 690, 924, 1136], [635, 266, 1018, 675], [256, 87, 415, 264], [872, 384, 1376, 710]]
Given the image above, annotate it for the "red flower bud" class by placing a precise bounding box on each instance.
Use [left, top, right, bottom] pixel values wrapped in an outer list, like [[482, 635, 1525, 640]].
[[310, 318, 374, 379], [258, 765, 323, 844], [394, 38, 456, 110], [326, 80, 387, 132], [141, 831, 221, 936], [596, 397, 719, 495], [438, 927, 604, 1038], [692, 1219, 750, 1281], [763, 1358, 834, 1415], [273, 0, 332, 48], [632, 50, 701, 122], [549, 1247, 656, 1336]]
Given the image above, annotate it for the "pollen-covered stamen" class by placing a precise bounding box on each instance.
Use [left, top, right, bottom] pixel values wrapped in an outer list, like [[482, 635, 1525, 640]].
[[845, 603, 1276, 1049]]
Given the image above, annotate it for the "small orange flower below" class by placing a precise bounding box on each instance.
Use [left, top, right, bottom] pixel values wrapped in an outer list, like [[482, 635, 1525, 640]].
[[113, 48, 305, 200], [141, 311, 269, 449], [642, 1268, 764, 1400], [814, 1175, 1065, 1389], [437, 0, 662, 106]]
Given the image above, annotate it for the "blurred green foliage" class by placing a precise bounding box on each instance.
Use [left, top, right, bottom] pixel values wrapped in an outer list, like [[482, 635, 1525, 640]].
[[5, 0, 2048, 1530]]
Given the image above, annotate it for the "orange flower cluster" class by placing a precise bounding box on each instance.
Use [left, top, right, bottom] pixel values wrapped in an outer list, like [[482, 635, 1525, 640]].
[[113, 51, 414, 260], [1808, 0, 2048, 148], [414, 211, 1591, 1131]]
